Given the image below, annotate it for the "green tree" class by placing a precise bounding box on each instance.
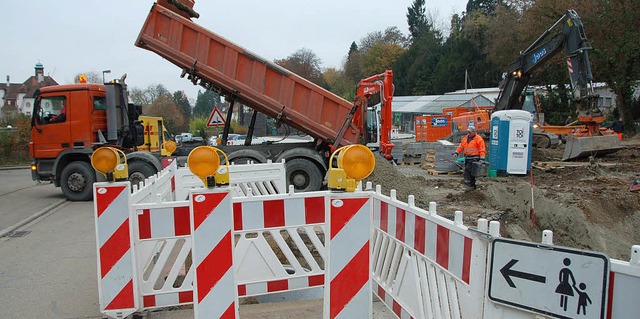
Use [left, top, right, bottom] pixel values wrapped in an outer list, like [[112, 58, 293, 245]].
[[431, 35, 494, 94], [466, 0, 498, 15], [323, 67, 354, 101], [344, 42, 363, 82], [193, 89, 219, 118], [361, 42, 405, 77], [173, 90, 192, 120], [580, 0, 640, 131], [407, 0, 428, 41]]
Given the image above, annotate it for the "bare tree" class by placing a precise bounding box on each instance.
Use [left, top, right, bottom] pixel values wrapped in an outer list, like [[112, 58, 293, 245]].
[[275, 48, 326, 87], [73, 72, 101, 84]]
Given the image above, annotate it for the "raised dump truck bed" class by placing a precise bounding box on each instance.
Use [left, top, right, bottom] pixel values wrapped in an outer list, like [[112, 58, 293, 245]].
[[135, 3, 358, 147]]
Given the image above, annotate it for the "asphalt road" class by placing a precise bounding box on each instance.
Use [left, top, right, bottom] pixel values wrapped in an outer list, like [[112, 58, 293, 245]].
[[0, 169, 66, 233]]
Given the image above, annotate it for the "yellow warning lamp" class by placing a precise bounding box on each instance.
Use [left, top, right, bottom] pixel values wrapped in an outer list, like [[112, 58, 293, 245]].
[[187, 146, 230, 188], [163, 140, 177, 155], [328, 144, 376, 192], [79, 74, 87, 83], [91, 147, 128, 182]]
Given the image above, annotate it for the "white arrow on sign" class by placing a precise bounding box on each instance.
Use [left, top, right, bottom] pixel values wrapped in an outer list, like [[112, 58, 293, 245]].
[[489, 238, 609, 319], [207, 108, 226, 127]]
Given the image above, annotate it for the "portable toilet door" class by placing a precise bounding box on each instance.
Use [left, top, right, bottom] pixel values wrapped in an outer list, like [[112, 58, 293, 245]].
[[504, 110, 533, 175]]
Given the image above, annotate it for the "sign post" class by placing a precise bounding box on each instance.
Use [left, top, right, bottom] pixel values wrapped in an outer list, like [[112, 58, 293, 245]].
[[489, 238, 609, 319], [207, 108, 226, 127]]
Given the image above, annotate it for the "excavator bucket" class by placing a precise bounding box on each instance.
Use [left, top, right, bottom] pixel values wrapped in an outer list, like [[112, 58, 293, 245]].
[[562, 134, 623, 161]]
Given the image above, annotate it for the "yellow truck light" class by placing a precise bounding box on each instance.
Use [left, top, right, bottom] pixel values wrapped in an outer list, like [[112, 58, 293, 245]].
[[164, 140, 177, 154], [328, 145, 376, 192], [91, 147, 128, 182], [187, 146, 229, 188]]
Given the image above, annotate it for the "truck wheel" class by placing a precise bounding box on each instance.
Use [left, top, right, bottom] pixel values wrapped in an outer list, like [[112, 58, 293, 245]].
[[128, 161, 157, 188], [228, 150, 268, 164], [285, 158, 323, 192], [60, 161, 95, 201]]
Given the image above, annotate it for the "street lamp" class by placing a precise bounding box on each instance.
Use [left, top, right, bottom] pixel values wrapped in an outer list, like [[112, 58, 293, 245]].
[[102, 70, 111, 83]]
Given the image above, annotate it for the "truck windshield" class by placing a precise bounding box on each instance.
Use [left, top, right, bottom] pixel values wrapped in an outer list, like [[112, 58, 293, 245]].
[[366, 109, 379, 144], [35, 96, 67, 125]]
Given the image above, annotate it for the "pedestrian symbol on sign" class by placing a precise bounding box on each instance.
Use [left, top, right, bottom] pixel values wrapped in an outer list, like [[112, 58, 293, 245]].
[[555, 258, 592, 315]]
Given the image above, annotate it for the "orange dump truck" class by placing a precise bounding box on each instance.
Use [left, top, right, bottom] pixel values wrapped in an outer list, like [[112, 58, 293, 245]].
[[135, 1, 394, 192]]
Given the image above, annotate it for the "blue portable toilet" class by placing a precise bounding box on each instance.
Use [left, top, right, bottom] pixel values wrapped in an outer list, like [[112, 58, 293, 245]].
[[489, 110, 533, 175]]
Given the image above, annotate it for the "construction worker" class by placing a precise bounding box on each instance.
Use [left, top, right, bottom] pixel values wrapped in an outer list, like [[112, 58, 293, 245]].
[[611, 117, 624, 141], [454, 125, 486, 190]]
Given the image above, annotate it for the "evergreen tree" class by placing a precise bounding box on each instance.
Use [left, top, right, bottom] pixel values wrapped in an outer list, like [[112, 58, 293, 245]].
[[466, 0, 498, 15], [406, 0, 427, 41], [173, 90, 192, 120], [193, 89, 219, 118]]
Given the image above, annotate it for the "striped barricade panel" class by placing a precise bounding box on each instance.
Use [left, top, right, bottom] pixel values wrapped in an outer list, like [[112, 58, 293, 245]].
[[174, 161, 287, 201], [191, 189, 238, 319], [371, 191, 486, 319], [132, 202, 194, 309], [324, 193, 373, 319], [607, 257, 640, 319], [94, 182, 139, 319], [233, 192, 327, 297], [131, 159, 178, 204], [373, 281, 415, 319]]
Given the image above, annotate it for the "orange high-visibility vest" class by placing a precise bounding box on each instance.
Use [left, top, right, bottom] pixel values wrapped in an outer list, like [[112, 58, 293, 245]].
[[456, 134, 486, 157]]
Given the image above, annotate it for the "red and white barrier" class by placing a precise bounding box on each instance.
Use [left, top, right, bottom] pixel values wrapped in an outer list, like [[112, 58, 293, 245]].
[[371, 187, 487, 319], [233, 191, 327, 297], [608, 248, 640, 319], [134, 204, 193, 309], [324, 194, 373, 319], [191, 189, 237, 319], [93, 161, 640, 319], [94, 182, 139, 319]]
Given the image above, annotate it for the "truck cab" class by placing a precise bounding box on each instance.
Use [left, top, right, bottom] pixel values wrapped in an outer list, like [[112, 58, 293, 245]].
[[30, 84, 108, 182], [30, 81, 174, 201]]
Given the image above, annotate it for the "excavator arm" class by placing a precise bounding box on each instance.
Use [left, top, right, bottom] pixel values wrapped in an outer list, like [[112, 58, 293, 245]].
[[494, 10, 621, 160], [350, 70, 395, 159], [495, 10, 600, 124]]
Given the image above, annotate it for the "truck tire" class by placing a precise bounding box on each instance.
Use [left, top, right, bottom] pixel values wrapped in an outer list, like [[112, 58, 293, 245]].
[[60, 161, 95, 201], [285, 158, 323, 192], [129, 161, 157, 188], [228, 150, 268, 164]]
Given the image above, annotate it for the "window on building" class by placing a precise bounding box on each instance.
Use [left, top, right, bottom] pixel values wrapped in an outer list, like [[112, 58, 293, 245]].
[[605, 97, 613, 107]]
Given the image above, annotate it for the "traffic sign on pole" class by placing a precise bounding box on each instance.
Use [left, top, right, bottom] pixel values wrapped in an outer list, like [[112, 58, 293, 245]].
[[489, 238, 609, 319], [206, 108, 226, 127]]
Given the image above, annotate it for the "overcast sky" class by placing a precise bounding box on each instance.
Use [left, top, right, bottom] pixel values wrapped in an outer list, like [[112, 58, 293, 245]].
[[2, 0, 468, 102]]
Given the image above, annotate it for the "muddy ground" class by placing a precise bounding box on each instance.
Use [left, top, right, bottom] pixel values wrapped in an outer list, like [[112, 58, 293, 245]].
[[365, 136, 640, 261]]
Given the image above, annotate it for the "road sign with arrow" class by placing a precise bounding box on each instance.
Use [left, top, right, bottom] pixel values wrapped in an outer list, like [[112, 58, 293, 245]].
[[489, 238, 609, 319]]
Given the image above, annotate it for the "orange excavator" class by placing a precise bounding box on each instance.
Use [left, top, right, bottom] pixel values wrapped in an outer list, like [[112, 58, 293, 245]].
[[351, 71, 395, 159]]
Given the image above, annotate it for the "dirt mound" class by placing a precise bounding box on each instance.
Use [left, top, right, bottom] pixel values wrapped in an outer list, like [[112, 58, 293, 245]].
[[380, 147, 640, 260]]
